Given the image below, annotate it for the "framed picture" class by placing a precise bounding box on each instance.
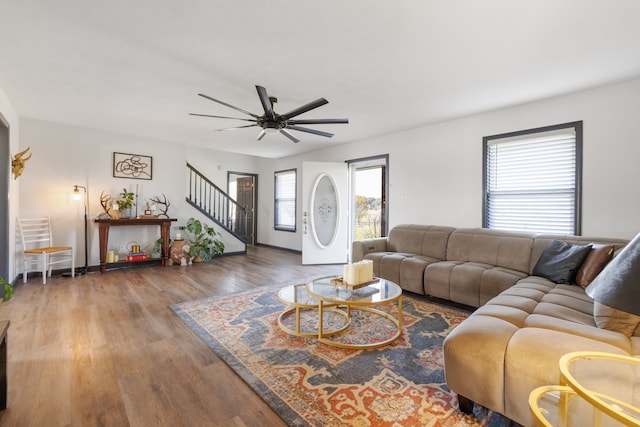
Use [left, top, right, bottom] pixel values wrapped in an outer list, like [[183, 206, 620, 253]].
[[113, 152, 153, 180]]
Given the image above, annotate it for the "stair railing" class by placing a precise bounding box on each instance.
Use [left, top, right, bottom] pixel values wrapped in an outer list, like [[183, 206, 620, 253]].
[[186, 163, 248, 243]]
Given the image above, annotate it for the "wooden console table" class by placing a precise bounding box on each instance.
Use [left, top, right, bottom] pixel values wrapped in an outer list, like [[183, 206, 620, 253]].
[[94, 218, 177, 273]]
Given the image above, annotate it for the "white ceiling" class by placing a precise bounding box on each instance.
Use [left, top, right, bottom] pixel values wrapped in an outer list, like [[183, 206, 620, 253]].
[[1, 1, 640, 159]]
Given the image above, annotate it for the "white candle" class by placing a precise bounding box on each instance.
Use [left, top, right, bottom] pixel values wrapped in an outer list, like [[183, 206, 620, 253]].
[[343, 264, 350, 285], [361, 260, 374, 283], [176, 232, 182, 240]]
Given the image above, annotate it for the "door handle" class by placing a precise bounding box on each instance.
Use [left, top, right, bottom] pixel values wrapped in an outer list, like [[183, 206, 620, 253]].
[[303, 212, 308, 234]]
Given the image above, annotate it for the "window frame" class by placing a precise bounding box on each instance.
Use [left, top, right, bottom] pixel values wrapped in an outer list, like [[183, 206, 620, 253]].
[[274, 168, 297, 232], [482, 121, 583, 235]]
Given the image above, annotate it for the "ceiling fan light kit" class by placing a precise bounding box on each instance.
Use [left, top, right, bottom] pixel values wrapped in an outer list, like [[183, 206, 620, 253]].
[[190, 85, 348, 143]]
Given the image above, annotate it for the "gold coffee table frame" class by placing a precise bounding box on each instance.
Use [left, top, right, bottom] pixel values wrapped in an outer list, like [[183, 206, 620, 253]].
[[276, 283, 350, 338], [306, 276, 403, 349]]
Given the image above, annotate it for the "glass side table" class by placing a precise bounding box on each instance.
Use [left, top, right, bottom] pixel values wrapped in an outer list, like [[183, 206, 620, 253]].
[[529, 351, 640, 427], [276, 282, 350, 338]]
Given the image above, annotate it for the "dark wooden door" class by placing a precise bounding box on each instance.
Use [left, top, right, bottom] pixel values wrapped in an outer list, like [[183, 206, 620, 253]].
[[0, 119, 8, 283], [235, 177, 255, 244]]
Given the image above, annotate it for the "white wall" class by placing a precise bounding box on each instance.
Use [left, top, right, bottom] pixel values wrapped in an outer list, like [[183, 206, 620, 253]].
[[8, 76, 640, 268], [17, 119, 259, 270], [257, 77, 640, 251], [0, 86, 20, 281]]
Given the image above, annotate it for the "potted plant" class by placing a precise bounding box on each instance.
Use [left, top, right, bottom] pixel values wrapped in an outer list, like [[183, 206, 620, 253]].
[[179, 218, 225, 262], [116, 188, 135, 218], [0, 277, 14, 302]]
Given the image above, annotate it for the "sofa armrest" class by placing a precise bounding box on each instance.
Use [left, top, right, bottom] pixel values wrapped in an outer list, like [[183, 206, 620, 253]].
[[352, 238, 388, 262]]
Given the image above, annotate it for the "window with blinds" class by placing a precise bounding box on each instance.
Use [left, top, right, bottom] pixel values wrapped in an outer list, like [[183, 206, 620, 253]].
[[274, 168, 297, 231], [483, 121, 583, 235]]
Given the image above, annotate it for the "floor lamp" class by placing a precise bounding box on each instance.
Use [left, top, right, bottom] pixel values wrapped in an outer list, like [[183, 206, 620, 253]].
[[73, 184, 88, 275]]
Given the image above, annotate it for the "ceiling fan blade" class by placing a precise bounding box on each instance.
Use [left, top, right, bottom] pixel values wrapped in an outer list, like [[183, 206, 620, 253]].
[[256, 85, 275, 120], [213, 124, 258, 132], [256, 129, 266, 141], [286, 125, 334, 138], [198, 93, 260, 119], [279, 129, 300, 143], [189, 113, 257, 122], [286, 118, 349, 125], [280, 98, 329, 120]]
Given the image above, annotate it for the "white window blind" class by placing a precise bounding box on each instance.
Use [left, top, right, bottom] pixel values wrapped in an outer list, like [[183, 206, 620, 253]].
[[485, 124, 581, 234], [274, 169, 296, 231]]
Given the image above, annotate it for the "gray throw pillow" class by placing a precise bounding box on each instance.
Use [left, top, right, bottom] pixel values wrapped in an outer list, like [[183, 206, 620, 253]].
[[533, 240, 593, 284]]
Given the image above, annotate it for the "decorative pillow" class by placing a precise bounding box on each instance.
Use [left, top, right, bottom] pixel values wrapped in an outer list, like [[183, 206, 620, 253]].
[[533, 240, 593, 284], [575, 244, 614, 288], [594, 301, 640, 336]]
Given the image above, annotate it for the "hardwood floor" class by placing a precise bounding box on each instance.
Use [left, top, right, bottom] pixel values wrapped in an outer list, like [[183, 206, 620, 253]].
[[0, 246, 343, 426]]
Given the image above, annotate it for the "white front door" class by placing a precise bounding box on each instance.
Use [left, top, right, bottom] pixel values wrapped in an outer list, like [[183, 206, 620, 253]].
[[302, 161, 348, 265]]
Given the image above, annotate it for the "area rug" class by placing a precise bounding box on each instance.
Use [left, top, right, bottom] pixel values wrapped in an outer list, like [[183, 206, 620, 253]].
[[171, 283, 507, 426]]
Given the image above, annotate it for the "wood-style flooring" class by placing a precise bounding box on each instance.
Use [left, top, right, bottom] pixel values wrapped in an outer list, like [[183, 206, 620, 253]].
[[0, 246, 343, 426]]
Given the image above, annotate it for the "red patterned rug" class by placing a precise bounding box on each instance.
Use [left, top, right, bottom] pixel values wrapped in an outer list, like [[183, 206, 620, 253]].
[[171, 283, 507, 426]]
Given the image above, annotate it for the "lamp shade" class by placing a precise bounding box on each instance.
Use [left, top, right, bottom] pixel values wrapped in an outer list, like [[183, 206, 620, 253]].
[[585, 232, 640, 316]]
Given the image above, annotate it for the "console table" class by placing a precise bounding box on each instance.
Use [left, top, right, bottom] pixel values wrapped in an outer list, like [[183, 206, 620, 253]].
[[94, 218, 177, 273]]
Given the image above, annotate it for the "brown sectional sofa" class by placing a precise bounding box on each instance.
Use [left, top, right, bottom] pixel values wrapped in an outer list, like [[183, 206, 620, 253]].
[[352, 224, 631, 427]]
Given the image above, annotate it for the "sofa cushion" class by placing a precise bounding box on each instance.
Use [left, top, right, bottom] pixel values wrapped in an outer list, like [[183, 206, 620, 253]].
[[386, 224, 454, 258], [575, 244, 614, 288], [594, 301, 640, 337], [398, 256, 440, 295], [426, 261, 527, 307], [532, 240, 592, 284], [446, 228, 534, 273]]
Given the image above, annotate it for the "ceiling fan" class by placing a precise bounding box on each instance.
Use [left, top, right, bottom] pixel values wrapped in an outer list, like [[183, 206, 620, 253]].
[[190, 85, 348, 143]]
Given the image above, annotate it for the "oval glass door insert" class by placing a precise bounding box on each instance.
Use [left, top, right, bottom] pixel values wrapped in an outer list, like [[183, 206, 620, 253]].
[[309, 173, 339, 248]]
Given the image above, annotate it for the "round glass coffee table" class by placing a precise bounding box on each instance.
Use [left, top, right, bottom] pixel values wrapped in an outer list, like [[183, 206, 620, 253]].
[[306, 275, 403, 349], [276, 282, 350, 338]]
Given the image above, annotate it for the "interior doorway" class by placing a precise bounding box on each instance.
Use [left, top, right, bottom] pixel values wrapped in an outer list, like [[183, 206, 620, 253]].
[[228, 172, 257, 245], [347, 155, 389, 251], [0, 115, 9, 281]]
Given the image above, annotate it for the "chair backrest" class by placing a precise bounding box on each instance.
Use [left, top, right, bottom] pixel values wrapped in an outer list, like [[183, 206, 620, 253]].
[[18, 217, 54, 250]]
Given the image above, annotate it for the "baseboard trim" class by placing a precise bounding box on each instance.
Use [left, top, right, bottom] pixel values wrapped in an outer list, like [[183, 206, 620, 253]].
[[254, 242, 301, 254]]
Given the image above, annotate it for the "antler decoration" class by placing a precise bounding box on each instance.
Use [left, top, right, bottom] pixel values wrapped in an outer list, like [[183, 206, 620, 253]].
[[150, 194, 170, 218], [99, 191, 111, 214], [11, 147, 32, 180]]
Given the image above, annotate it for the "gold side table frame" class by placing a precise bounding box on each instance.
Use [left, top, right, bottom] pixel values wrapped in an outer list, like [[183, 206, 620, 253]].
[[529, 351, 640, 427], [276, 283, 350, 338]]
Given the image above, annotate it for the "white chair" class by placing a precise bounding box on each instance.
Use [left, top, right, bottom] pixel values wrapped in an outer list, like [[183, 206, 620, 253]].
[[18, 217, 74, 284]]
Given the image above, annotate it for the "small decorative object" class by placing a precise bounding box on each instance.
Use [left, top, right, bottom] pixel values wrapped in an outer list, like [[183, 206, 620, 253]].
[[113, 152, 152, 180], [11, 147, 32, 180], [0, 276, 14, 302], [150, 194, 170, 218], [341, 260, 375, 288], [169, 240, 192, 265], [116, 188, 135, 218], [140, 201, 158, 218], [179, 218, 225, 262], [109, 203, 122, 220]]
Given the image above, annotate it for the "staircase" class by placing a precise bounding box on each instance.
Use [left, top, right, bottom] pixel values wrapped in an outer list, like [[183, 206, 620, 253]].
[[186, 163, 248, 249]]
